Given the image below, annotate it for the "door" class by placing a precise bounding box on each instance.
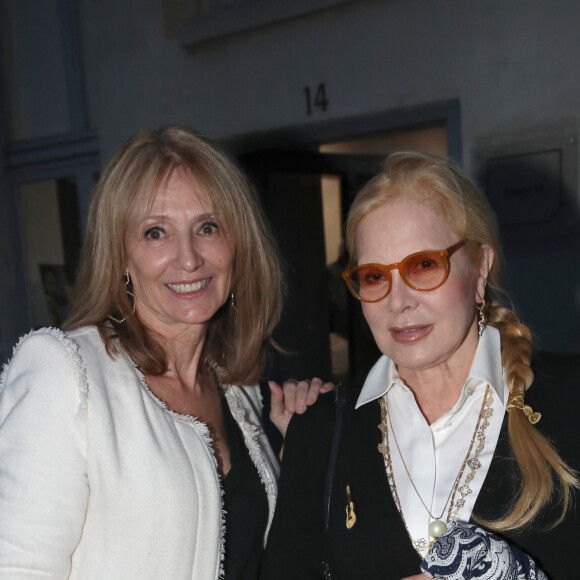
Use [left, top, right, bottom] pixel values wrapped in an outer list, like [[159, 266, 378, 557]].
[[240, 150, 384, 385], [16, 174, 93, 329]]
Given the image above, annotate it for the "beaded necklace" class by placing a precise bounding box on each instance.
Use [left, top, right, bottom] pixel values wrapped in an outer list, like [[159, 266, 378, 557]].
[[378, 385, 493, 556]]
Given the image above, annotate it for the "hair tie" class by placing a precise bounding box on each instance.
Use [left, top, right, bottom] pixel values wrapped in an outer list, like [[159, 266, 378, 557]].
[[506, 393, 541, 424]]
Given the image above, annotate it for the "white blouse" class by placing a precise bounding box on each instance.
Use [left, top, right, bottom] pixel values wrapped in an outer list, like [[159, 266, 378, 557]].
[[355, 326, 508, 557]]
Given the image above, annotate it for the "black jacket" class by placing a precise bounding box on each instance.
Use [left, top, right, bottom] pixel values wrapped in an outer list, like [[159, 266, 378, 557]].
[[262, 357, 579, 580]]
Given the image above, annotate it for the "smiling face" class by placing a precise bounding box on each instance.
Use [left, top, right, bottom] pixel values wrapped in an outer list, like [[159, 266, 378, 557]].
[[125, 167, 234, 341], [356, 197, 492, 381]]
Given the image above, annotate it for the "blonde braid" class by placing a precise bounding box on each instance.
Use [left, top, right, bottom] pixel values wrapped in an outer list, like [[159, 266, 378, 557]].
[[481, 300, 579, 531]]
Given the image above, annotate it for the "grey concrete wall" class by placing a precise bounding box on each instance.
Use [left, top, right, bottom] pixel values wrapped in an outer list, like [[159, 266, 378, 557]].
[[79, 0, 580, 161], [74, 0, 580, 352]]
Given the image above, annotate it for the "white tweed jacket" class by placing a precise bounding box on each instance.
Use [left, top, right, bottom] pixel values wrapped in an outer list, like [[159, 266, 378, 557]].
[[0, 326, 279, 579]]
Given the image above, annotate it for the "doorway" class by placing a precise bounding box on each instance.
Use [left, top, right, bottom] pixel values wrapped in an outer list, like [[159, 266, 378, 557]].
[[18, 177, 84, 328], [238, 120, 451, 386], [2, 157, 98, 356]]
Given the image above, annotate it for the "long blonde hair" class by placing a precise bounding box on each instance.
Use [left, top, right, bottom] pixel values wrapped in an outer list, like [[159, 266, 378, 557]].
[[65, 127, 283, 385], [346, 151, 578, 531]]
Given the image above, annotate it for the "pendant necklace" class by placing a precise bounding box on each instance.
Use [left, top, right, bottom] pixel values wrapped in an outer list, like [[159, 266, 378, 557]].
[[378, 384, 492, 555]]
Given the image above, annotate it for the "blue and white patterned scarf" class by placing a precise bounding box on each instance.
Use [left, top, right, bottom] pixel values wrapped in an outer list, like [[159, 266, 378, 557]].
[[420, 522, 547, 580]]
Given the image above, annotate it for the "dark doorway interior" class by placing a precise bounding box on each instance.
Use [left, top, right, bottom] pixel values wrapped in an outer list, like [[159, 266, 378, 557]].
[[233, 106, 456, 451], [240, 150, 385, 387], [239, 123, 450, 387]]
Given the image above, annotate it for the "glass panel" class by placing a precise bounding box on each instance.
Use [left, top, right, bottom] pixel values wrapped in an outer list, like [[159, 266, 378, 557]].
[[321, 175, 349, 382], [19, 178, 81, 328], [1, 0, 71, 140]]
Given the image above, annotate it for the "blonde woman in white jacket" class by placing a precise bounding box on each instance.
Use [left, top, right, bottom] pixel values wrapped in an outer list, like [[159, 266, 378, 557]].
[[0, 127, 330, 580]]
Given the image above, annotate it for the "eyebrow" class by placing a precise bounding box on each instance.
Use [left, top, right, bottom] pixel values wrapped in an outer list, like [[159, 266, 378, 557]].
[[140, 212, 216, 222]]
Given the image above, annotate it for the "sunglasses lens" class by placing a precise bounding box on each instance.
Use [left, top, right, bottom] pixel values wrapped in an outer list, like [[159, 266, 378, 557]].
[[403, 252, 446, 290], [349, 265, 390, 301]]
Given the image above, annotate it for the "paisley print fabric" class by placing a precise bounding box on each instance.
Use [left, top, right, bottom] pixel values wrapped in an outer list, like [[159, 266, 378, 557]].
[[420, 522, 547, 580]]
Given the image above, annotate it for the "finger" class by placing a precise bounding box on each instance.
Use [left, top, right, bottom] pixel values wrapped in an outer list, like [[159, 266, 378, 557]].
[[304, 377, 324, 405], [292, 380, 311, 414], [268, 380, 294, 440], [320, 381, 336, 393], [280, 379, 298, 414], [268, 380, 285, 414]]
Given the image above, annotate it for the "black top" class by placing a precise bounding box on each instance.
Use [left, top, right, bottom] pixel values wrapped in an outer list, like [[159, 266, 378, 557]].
[[261, 356, 580, 580], [222, 397, 268, 580]]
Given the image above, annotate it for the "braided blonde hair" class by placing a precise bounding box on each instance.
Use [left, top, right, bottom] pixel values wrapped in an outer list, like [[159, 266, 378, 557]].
[[346, 151, 579, 531]]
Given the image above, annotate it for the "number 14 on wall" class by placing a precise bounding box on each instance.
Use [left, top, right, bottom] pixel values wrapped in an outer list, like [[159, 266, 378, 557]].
[[304, 83, 329, 115]]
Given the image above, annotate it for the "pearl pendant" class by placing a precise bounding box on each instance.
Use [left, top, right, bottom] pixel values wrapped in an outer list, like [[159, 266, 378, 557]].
[[428, 520, 447, 538]]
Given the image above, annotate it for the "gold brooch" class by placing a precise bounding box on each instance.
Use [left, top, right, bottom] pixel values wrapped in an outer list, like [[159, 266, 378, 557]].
[[345, 485, 357, 529]]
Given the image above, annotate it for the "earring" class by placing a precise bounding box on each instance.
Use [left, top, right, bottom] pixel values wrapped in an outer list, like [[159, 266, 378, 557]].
[[108, 272, 136, 324], [230, 291, 236, 310], [477, 299, 486, 337], [125, 272, 136, 306]]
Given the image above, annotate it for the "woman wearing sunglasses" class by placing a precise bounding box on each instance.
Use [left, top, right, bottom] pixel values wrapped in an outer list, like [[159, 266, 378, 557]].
[[261, 152, 579, 579]]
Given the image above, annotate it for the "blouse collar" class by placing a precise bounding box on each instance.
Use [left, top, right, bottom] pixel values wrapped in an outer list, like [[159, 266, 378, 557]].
[[355, 325, 507, 409]]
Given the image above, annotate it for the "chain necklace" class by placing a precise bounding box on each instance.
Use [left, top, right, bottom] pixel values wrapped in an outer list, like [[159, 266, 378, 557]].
[[378, 385, 493, 556]]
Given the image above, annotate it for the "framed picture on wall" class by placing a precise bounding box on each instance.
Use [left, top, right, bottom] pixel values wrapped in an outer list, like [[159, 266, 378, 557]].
[[474, 130, 578, 246]]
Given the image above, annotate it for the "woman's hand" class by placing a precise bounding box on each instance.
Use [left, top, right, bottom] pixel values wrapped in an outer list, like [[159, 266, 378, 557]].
[[402, 576, 430, 580], [269, 378, 334, 439]]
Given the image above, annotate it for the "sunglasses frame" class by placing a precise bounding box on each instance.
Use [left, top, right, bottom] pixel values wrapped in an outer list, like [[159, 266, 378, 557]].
[[342, 240, 467, 303]]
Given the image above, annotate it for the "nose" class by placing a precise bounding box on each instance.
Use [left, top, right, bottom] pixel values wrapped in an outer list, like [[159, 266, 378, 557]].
[[385, 270, 418, 313], [175, 234, 203, 272]]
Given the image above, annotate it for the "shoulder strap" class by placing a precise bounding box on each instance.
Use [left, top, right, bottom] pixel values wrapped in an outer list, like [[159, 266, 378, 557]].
[[323, 382, 347, 533]]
